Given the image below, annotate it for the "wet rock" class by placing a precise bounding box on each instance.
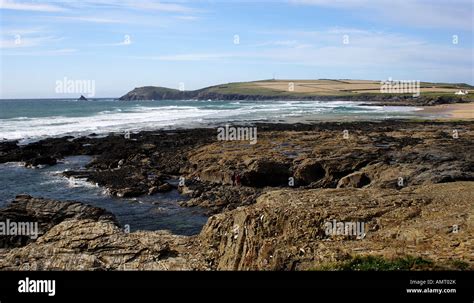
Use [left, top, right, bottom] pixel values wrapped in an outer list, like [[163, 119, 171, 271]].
[[0, 195, 117, 248], [114, 188, 145, 198], [24, 156, 57, 168], [0, 197, 208, 270], [158, 183, 173, 192], [148, 183, 173, 195]]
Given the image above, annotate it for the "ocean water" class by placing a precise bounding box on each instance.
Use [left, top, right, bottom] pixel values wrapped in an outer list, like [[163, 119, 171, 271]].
[[0, 156, 208, 235], [0, 98, 420, 233], [0, 99, 421, 143]]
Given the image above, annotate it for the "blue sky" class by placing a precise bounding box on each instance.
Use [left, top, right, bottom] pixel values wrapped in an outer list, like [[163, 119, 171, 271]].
[[0, 0, 473, 98]]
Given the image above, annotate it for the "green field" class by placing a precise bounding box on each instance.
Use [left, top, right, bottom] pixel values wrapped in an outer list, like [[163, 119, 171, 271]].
[[201, 79, 474, 97], [120, 79, 474, 101]]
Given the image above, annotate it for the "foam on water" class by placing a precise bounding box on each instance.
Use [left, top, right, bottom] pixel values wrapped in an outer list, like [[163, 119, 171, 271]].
[[0, 155, 209, 234], [0, 99, 421, 142]]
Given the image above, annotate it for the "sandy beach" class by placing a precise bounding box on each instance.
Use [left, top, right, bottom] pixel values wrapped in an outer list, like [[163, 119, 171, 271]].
[[421, 102, 474, 120]]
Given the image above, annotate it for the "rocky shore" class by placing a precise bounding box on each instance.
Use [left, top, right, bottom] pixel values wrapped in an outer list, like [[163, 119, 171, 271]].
[[0, 120, 472, 270]]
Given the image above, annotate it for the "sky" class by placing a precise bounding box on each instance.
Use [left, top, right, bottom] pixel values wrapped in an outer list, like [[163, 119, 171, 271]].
[[0, 0, 473, 98]]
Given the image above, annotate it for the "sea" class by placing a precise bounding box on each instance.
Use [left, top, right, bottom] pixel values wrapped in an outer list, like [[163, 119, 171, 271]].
[[0, 98, 422, 234]]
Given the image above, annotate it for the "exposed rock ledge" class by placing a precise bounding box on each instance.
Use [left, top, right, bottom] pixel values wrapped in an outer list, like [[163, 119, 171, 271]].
[[0, 195, 208, 270], [0, 181, 472, 270]]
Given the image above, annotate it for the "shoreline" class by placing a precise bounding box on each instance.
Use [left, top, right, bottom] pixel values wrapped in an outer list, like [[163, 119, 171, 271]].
[[0, 102, 436, 144], [3, 98, 472, 144], [419, 101, 474, 120]]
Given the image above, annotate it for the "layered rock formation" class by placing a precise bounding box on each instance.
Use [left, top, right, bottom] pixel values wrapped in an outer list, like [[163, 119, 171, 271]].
[[200, 182, 473, 270], [0, 181, 472, 270], [0, 195, 116, 248], [0, 195, 208, 270]]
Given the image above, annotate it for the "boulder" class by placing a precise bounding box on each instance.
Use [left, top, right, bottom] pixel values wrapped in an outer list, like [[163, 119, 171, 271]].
[[337, 172, 371, 188], [24, 156, 57, 167]]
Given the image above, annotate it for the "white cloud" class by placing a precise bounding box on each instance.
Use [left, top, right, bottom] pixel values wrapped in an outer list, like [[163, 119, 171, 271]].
[[130, 1, 196, 13], [290, 0, 473, 30], [20, 0, 199, 13], [102, 36, 133, 46], [2, 48, 77, 55], [0, 0, 65, 12], [80, 0, 197, 13], [0, 35, 62, 48], [132, 53, 238, 61], [0, 27, 47, 36], [175, 15, 200, 21], [53, 16, 123, 23], [255, 40, 313, 48], [128, 28, 472, 83]]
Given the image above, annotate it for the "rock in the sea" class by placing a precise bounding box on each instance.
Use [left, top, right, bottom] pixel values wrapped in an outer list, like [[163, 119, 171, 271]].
[[148, 182, 173, 195], [78, 95, 88, 101], [24, 156, 57, 168]]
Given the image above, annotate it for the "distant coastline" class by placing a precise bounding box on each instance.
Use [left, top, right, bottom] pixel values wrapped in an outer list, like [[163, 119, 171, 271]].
[[119, 79, 474, 106]]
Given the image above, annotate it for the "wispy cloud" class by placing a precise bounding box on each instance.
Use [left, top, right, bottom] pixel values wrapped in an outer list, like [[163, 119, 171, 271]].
[[290, 0, 473, 30], [5, 0, 199, 13], [52, 16, 123, 24], [255, 40, 312, 49], [175, 15, 200, 21], [128, 27, 472, 81], [0, 35, 63, 49], [0, 1, 201, 21], [0, 27, 47, 36], [130, 1, 197, 13], [131, 53, 239, 61], [0, 0, 66, 12], [2, 48, 77, 55], [101, 36, 133, 46], [65, 0, 199, 13]]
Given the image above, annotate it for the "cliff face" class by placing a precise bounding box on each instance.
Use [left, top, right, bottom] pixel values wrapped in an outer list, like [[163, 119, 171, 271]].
[[118, 86, 193, 101]]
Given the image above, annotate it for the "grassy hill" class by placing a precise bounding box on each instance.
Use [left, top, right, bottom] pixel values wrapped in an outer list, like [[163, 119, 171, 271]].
[[119, 79, 474, 104]]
